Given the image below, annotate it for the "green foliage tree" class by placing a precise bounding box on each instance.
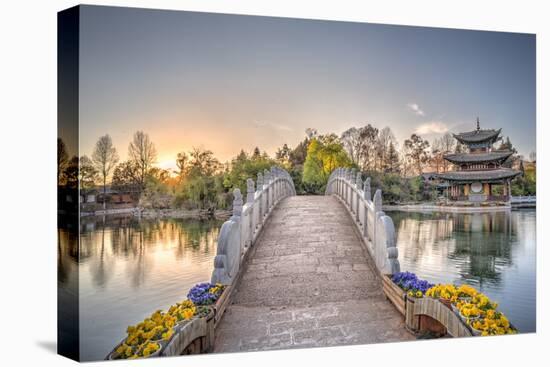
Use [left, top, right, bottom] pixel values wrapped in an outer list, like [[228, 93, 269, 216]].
[[384, 141, 400, 173], [80, 155, 98, 190], [222, 149, 275, 195], [404, 134, 430, 175], [112, 161, 140, 191], [302, 136, 352, 192]]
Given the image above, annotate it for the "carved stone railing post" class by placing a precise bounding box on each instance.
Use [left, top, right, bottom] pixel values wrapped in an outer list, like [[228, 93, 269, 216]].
[[264, 169, 271, 210], [246, 178, 255, 204], [211, 188, 242, 285], [246, 178, 255, 248], [363, 178, 371, 238], [355, 172, 362, 221], [257, 172, 264, 220], [350, 169, 356, 210], [364, 177, 371, 201]]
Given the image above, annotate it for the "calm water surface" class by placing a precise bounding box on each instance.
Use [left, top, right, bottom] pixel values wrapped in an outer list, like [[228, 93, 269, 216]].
[[59, 209, 536, 360], [387, 209, 536, 333], [58, 216, 222, 361]]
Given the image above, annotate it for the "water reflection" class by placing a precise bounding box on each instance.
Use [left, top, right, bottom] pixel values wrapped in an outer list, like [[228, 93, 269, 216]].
[[388, 209, 536, 333], [58, 215, 222, 361]]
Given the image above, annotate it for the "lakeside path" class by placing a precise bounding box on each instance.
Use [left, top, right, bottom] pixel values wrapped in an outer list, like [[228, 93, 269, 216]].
[[214, 195, 413, 353]]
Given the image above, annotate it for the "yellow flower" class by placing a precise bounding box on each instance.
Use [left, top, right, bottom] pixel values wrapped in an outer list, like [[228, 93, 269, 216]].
[[162, 328, 173, 341], [416, 291, 423, 298]]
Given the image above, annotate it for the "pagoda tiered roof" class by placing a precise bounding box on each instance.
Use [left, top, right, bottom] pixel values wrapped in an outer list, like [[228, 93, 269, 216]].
[[436, 168, 521, 182], [452, 128, 502, 145], [443, 151, 513, 164]]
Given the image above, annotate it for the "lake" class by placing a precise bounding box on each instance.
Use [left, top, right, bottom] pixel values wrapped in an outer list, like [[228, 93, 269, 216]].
[[58, 208, 536, 360], [58, 216, 223, 361], [387, 209, 536, 333]]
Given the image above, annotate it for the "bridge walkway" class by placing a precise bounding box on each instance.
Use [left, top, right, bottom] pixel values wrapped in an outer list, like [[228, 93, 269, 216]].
[[214, 195, 412, 353]]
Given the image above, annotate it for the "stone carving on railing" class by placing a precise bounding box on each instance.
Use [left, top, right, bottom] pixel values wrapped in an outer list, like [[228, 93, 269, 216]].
[[211, 167, 296, 285], [325, 167, 400, 275]]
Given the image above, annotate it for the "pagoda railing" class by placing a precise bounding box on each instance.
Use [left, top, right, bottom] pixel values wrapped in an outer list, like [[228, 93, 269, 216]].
[[325, 167, 400, 275], [211, 167, 296, 285]]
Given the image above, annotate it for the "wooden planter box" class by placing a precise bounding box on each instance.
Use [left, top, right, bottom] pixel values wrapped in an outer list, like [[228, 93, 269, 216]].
[[212, 285, 232, 328], [382, 274, 406, 316]]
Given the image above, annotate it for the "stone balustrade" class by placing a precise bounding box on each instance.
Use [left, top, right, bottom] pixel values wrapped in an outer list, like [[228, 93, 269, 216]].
[[211, 166, 296, 285], [325, 167, 400, 275]]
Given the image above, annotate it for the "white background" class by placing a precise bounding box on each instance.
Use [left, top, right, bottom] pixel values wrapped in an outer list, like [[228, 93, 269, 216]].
[[0, 0, 547, 366]]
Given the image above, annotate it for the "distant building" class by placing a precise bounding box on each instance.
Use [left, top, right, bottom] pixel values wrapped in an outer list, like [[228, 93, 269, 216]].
[[80, 186, 139, 213], [420, 172, 449, 198], [437, 119, 521, 203]]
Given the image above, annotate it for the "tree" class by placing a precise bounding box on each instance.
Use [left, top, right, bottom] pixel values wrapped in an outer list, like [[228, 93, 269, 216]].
[[529, 151, 536, 163], [439, 133, 456, 172], [112, 161, 140, 191], [376, 127, 397, 172], [252, 147, 261, 159], [289, 138, 309, 167], [223, 148, 274, 195], [358, 124, 379, 171], [384, 141, 400, 173], [80, 155, 98, 190], [58, 138, 69, 186], [64, 156, 79, 188], [498, 136, 518, 168], [92, 134, 119, 209], [303, 136, 352, 191], [341, 127, 362, 165], [275, 144, 291, 166], [188, 147, 221, 176], [429, 138, 444, 173], [404, 134, 430, 175], [128, 131, 157, 191], [175, 152, 189, 182]]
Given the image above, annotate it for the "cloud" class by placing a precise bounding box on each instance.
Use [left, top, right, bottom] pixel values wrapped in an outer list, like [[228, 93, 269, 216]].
[[253, 121, 292, 132], [415, 121, 449, 135], [407, 103, 425, 116]]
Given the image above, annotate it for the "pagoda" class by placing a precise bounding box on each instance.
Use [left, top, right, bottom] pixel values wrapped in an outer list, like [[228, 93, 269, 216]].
[[437, 118, 521, 204]]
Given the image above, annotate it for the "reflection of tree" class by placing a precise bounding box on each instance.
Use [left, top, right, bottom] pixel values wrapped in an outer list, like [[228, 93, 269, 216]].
[[57, 215, 79, 287], [77, 215, 223, 290], [446, 212, 515, 287], [90, 222, 113, 288], [394, 212, 455, 264], [58, 227, 68, 284], [131, 230, 148, 288], [392, 210, 517, 289]]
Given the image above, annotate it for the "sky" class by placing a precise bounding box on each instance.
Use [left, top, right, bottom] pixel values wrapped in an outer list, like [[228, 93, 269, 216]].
[[78, 5, 536, 171]]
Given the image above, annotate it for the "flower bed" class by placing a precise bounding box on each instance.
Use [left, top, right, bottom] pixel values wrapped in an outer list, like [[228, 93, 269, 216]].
[[384, 272, 434, 317], [425, 283, 516, 336], [386, 272, 517, 337], [107, 282, 226, 360], [188, 283, 224, 305], [391, 272, 434, 298]]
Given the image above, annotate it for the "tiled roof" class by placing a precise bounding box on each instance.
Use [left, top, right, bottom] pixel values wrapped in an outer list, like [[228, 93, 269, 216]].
[[453, 128, 501, 143], [436, 168, 521, 182], [444, 151, 513, 164]]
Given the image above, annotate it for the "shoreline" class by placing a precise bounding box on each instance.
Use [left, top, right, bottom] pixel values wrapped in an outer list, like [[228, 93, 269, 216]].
[[383, 203, 513, 213], [80, 207, 232, 220]]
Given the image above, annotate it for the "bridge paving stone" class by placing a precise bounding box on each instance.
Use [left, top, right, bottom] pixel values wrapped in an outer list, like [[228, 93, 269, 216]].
[[214, 195, 413, 353]]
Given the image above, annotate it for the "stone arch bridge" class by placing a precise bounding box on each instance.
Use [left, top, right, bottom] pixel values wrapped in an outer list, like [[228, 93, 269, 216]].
[[211, 167, 412, 352]]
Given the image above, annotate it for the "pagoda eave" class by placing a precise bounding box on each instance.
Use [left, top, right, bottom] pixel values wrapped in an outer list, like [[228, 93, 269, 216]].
[[452, 128, 502, 144], [443, 151, 513, 164], [436, 169, 521, 183]]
